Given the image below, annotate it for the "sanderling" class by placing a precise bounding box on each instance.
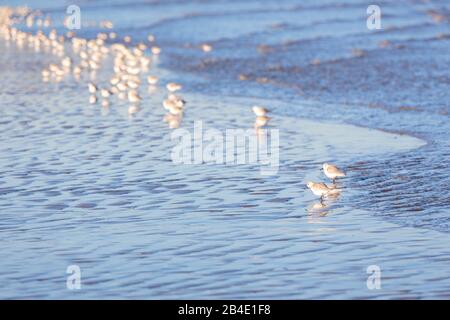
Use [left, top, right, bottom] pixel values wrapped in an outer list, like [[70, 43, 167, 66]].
[[88, 83, 97, 94], [100, 89, 111, 98], [323, 163, 346, 183], [61, 57, 72, 68], [127, 79, 140, 89], [168, 104, 183, 116], [201, 44, 212, 52], [73, 66, 82, 76], [166, 82, 182, 92], [110, 76, 120, 86], [41, 69, 50, 78], [147, 75, 158, 85], [117, 82, 128, 92], [128, 90, 142, 104], [151, 46, 161, 55], [306, 181, 340, 199], [163, 99, 176, 110], [118, 92, 127, 100], [252, 106, 269, 117], [175, 98, 186, 108]]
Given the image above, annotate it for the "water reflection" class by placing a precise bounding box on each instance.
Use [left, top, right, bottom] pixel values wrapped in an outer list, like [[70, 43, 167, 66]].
[[307, 192, 341, 223]]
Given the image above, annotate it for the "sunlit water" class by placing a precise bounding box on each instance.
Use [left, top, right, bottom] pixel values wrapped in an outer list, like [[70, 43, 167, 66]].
[[0, 0, 449, 299]]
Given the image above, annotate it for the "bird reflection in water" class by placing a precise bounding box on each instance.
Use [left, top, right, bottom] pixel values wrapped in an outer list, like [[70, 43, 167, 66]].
[[307, 191, 341, 223]]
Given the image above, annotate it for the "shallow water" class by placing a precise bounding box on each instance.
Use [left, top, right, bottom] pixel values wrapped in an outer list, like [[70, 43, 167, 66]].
[[0, 0, 449, 299]]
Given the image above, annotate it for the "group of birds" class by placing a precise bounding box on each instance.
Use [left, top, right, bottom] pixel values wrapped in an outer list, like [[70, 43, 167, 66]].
[[2, 6, 349, 208], [0, 6, 165, 117], [307, 163, 346, 201], [251, 103, 347, 203], [251, 104, 346, 202], [84, 39, 157, 115], [162, 82, 186, 128], [0, 6, 196, 125]]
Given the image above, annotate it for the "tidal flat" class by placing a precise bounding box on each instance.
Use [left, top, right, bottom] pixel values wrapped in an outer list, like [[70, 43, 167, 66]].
[[0, 0, 449, 299]]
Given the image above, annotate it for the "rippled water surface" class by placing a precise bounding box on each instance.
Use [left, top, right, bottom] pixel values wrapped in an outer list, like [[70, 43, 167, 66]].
[[0, 0, 449, 299]]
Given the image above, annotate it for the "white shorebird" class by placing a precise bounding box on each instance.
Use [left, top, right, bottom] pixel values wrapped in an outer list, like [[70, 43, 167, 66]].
[[163, 99, 176, 110], [110, 76, 120, 86], [110, 86, 119, 94], [252, 106, 269, 117], [175, 98, 186, 108], [147, 75, 158, 85], [73, 66, 82, 75], [61, 57, 72, 68], [168, 104, 183, 116], [127, 90, 142, 104], [151, 46, 161, 55], [323, 163, 346, 183], [41, 69, 50, 78], [306, 181, 340, 200], [117, 82, 128, 92], [88, 83, 97, 94], [166, 82, 182, 92], [201, 43, 212, 52], [118, 92, 127, 100], [127, 79, 140, 89], [89, 95, 97, 104], [100, 89, 112, 98]]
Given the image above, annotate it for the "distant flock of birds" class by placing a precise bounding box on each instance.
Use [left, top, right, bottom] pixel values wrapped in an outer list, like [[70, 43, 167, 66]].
[[0, 6, 347, 204]]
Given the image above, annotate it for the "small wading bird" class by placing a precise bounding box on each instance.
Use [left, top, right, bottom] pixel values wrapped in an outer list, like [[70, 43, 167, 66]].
[[323, 163, 346, 183], [201, 43, 212, 52], [100, 89, 111, 98], [88, 83, 97, 94], [147, 75, 158, 85], [166, 82, 182, 92], [306, 182, 340, 202], [128, 90, 142, 104], [151, 46, 161, 55], [252, 106, 269, 117], [163, 98, 176, 110]]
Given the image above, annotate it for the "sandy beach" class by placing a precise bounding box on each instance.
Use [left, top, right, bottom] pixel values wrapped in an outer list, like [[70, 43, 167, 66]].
[[0, 0, 449, 299]]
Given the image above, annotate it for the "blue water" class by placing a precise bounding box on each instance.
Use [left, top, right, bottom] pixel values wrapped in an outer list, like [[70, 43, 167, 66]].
[[0, 0, 449, 299]]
